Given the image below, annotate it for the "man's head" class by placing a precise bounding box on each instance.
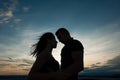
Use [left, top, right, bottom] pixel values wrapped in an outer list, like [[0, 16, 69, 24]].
[[55, 28, 71, 43]]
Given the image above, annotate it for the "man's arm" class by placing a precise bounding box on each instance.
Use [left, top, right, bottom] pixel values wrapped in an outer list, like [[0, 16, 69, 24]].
[[61, 51, 84, 75]]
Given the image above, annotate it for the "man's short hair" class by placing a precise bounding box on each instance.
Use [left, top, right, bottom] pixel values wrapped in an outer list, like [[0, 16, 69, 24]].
[[55, 28, 70, 36]]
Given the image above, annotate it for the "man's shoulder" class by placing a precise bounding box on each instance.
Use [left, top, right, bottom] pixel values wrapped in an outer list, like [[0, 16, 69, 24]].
[[72, 39, 82, 45], [73, 39, 80, 43], [66, 39, 83, 48]]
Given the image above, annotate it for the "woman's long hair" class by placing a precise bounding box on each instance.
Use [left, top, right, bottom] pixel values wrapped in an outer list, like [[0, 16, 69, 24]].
[[31, 32, 54, 57]]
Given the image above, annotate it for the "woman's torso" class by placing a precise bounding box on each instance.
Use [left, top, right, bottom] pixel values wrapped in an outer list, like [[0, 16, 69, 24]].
[[39, 55, 59, 73]]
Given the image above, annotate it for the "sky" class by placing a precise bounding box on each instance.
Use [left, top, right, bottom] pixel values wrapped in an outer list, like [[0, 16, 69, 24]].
[[0, 0, 120, 76]]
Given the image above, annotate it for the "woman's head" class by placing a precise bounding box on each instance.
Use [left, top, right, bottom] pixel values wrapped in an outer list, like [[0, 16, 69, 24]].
[[31, 32, 57, 57]]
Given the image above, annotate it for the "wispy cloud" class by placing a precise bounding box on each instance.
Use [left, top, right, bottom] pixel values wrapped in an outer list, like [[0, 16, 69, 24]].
[[0, 63, 10, 68], [21, 59, 34, 65], [18, 64, 31, 67], [0, 0, 30, 27], [0, 56, 34, 75], [0, 0, 18, 24], [22, 6, 30, 12]]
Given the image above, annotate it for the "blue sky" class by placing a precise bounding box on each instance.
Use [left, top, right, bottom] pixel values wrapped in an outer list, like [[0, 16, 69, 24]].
[[0, 0, 120, 76]]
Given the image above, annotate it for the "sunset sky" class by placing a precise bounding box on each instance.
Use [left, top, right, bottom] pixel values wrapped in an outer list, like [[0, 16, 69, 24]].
[[0, 0, 120, 76]]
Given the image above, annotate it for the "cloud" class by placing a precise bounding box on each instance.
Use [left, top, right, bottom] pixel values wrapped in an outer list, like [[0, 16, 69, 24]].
[[13, 18, 22, 23], [0, 56, 34, 66], [7, 57, 15, 62], [0, 56, 33, 75], [5, 10, 13, 17], [79, 55, 120, 76], [0, 0, 18, 24], [22, 6, 30, 12], [0, 57, 15, 62], [106, 55, 120, 72], [0, 63, 10, 68], [0, 0, 29, 26], [22, 68, 30, 71], [93, 55, 120, 74], [107, 55, 120, 65], [18, 64, 30, 67], [22, 59, 34, 65]]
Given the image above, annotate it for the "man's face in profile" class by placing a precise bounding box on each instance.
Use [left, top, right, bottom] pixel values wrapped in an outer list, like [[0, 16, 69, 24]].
[[56, 33, 65, 43]]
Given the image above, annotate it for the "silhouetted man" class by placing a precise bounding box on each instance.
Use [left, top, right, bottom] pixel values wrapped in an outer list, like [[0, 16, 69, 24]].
[[55, 28, 84, 80]]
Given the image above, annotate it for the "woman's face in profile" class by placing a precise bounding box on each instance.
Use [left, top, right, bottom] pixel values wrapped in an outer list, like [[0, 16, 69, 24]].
[[50, 36, 57, 48]]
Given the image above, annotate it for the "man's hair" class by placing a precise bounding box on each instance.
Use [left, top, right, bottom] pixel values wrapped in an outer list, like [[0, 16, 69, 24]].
[[55, 28, 70, 36]]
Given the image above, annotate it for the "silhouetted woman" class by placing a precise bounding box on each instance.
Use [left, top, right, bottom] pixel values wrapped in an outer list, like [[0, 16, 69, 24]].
[[28, 32, 68, 80]]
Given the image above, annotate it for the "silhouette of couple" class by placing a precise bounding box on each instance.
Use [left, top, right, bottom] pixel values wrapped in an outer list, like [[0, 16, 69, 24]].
[[28, 28, 84, 80]]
